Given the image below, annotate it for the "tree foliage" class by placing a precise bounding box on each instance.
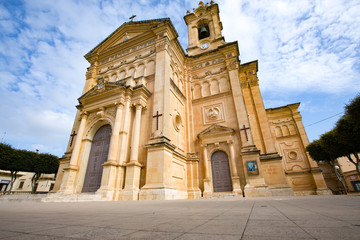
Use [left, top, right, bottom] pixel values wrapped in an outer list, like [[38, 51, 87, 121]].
[[345, 94, 360, 131], [306, 140, 330, 162], [0, 143, 59, 193], [307, 94, 360, 193]]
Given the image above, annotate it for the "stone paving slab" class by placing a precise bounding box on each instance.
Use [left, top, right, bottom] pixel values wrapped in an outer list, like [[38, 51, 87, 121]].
[[0, 195, 359, 239]]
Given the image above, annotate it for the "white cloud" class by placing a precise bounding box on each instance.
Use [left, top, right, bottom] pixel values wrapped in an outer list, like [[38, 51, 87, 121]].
[[220, 0, 360, 94]]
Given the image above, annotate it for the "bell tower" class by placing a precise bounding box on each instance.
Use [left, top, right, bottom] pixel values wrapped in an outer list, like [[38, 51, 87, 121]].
[[184, 1, 226, 56]]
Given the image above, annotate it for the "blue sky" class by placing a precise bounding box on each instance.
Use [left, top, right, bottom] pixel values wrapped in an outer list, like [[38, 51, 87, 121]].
[[1, 0, 359, 157]]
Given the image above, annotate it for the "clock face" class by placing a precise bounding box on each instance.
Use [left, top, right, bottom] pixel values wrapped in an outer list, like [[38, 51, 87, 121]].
[[201, 42, 209, 49]]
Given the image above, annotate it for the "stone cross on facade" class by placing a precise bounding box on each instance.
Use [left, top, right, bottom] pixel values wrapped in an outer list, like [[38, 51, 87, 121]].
[[240, 124, 250, 141], [152, 111, 163, 130], [69, 131, 77, 147]]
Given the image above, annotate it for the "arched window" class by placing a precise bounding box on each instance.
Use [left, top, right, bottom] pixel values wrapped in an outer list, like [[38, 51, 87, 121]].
[[111, 74, 117, 82], [202, 81, 210, 97], [119, 70, 126, 79], [127, 67, 135, 78], [136, 64, 145, 78]]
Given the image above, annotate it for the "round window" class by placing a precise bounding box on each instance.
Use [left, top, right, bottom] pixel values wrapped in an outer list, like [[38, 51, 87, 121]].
[[173, 113, 182, 132]]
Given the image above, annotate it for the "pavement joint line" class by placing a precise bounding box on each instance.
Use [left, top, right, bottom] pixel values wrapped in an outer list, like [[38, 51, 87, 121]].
[[273, 199, 359, 227], [172, 201, 242, 240], [240, 200, 255, 240], [266, 200, 317, 240]]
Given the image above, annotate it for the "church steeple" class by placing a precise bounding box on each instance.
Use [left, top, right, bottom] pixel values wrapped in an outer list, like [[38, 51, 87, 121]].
[[184, 1, 225, 56]]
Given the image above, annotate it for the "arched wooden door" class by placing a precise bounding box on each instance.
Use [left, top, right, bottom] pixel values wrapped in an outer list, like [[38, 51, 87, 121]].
[[82, 124, 111, 192], [211, 151, 233, 192]]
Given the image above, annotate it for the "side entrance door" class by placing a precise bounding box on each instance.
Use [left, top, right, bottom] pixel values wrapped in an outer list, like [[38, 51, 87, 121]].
[[82, 124, 112, 193], [211, 151, 233, 192]]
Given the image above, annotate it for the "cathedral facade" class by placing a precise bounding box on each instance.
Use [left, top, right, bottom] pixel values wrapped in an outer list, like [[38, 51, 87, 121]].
[[53, 1, 330, 200]]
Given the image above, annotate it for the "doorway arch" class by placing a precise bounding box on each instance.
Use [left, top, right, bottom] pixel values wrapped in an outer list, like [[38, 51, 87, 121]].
[[82, 124, 111, 192], [211, 151, 232, 192]]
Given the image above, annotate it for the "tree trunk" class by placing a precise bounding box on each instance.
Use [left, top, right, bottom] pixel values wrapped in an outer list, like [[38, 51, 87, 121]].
[[346, 154, 360, 177], [31, 173, 41, 194], [6, 171, 18, 195], [331, 160, 348, 194]]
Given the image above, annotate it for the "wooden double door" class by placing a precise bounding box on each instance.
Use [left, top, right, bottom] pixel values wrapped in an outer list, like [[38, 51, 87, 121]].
[[211, 151, 233, 192], [82, 125, 111, 193]]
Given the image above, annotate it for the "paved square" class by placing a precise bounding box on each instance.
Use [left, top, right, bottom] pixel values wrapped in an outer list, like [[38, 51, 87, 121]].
[[0, 195, 359, 239]]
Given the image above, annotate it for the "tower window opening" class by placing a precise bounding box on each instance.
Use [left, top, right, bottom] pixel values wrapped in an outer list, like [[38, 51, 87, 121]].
[[198, 24, 210, 40]]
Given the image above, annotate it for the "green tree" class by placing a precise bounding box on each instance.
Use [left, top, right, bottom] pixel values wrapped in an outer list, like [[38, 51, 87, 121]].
[[335, 116, 360, 176], [0, 143, 59, 194], [320, 131, 348, 194], [29, 153, 59, 193], [0, 143, 30, 194], [345, 94, 360, 131], [306, 133, 348, 194], [306, 140, 329, 162]]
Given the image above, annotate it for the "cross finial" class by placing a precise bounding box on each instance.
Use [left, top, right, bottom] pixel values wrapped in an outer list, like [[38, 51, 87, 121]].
[[129, 15, 136, 22]]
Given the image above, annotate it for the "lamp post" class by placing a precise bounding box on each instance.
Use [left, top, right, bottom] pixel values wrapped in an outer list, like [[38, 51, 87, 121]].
[[335, 165, 348, 194]]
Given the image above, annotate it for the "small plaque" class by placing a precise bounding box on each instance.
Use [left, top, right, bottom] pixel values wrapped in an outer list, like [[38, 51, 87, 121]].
[[246, 161, 259, 175]]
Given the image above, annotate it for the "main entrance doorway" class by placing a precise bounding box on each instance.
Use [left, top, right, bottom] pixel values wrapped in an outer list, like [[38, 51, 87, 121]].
[[211, 151, 232, 192], [82, 124, 112, 192]]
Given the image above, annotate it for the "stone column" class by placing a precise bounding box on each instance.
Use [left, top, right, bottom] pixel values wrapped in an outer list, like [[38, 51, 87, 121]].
[[97, 102, 124, 200], [122, 103, 144, 200], [229, 140, 242, 195], [202, 144, 211, 196], [186, 153, 201, 199], [59, 111, 88, 194], [107, 102, 124, 163], [130, 104, 143, 163]]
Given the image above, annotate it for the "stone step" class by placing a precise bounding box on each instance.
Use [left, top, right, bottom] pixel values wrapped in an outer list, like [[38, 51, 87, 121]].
[[0, 194, 47, 202], [43, 193, 107, 202], [203, 192, 243, 199]]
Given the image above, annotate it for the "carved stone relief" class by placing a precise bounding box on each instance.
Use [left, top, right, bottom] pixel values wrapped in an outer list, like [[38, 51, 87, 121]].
[[192, 67, 226, 79], [279, 140, 308, 172], [105, 106, 117, 121], [203, 103, 225, 124]]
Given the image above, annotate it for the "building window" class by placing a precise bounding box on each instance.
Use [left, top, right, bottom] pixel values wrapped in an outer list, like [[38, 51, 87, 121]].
[[198, 24, 210, 40], [18, 181, 24, 189]]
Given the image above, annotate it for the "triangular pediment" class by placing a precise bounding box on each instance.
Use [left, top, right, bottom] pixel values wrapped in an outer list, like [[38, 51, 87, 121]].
[[85, 18, 173, 60], [78, 81, 126, 103], [197, 124, 235, 139]]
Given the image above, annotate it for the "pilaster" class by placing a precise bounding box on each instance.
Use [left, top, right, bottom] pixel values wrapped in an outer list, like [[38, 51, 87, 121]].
[[201, 144, 212, 196], [139, 136, 177, 200], [97, 102, 124, 200], [225, 57, 257, 151], [229, 140, 242, 196], [58, 111, 88, 194], [121, 103, 146, 200], [186, 153, 201, 199], [242, 149, 271, 197], [153, 36, 172, 139]]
